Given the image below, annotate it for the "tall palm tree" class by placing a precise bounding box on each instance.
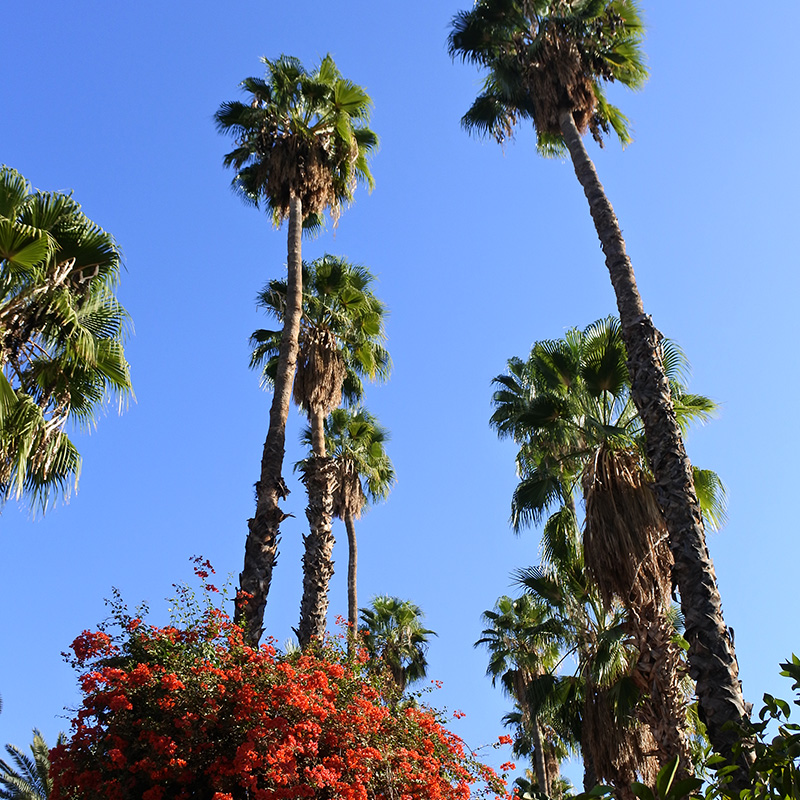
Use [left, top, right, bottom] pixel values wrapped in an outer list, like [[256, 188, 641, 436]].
[[303, 407, 395, 637], [491, 319, 724, 778], [0, 729, 65, 799], [359, 596, 436, 695], [478, 595, 562, 796], [216, 55, 377, 645], [449, 3, 749, 770], [0, 166, 132, 514], [251, 255, 389, 647]]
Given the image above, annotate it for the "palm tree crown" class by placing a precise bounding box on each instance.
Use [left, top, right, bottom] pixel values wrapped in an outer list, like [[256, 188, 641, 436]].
[[448, 0, 647, 150], [251, 254, 390, 455], [0, 166, 132, 512], [215, 54, 378, 225], [359, 596, 436, 695], [491, 317, 723, 603]]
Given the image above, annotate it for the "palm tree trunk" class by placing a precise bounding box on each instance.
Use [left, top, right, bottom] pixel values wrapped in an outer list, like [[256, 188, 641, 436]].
[[515, 670, 550, 797], [558, 108, 750, 778], [297, 407, 337, 649], [345, 510, 358, 645], [236, 194, 304, 646]]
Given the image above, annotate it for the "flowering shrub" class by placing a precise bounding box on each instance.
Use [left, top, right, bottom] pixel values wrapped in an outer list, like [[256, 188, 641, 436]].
[[51, 562, 506, 800]]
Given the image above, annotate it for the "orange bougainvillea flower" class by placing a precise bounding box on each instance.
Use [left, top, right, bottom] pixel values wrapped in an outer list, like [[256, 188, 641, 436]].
[[50, 571, 506, 800]]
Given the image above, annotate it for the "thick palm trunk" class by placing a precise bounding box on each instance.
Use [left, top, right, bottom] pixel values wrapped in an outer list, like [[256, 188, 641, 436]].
[[558, 108, 750, 776], [297, 408, 337, 649], [631, 601, 693, 777], [237, 194, 304, 646], [345, 510, 358, 641]]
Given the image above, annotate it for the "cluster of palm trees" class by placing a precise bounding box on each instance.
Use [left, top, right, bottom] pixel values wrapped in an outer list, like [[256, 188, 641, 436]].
[[480, 319, 725, 796], [210, 1, 750, 787], [447, 0, 750, 791], [215, 56, 399, 650], [1, 1, 756, 793]]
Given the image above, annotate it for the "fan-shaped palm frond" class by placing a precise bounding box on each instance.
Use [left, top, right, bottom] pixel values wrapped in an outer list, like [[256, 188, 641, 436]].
[[359, 596, 436, 695], [449, 0, 647, 151], [0, 166, 132, 514]]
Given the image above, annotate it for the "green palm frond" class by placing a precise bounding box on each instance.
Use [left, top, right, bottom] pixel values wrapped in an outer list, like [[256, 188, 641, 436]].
[[0, 166, 132, 513], [252, 255, 390, 416], [0, 729, 65, 800], [216, 54, 377, 228], [450, 0, 648, 148]]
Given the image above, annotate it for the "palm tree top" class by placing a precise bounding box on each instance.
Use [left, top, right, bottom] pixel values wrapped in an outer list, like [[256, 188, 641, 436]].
[[300, 406, 395, 514], [0, 166, 133, 512], [251, 254, 391, 414], [359, 596, 436, 693], [490, 317, 719, 532], [448, 0, 648, 152], [215, 54, 378, 226]]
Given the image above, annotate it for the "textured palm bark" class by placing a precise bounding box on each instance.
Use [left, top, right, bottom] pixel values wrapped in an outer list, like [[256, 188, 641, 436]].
[[545, 745, 562, 800], [297, 453, 338, 649], [515, 669, 550, 797], [237, 194, 304, 646], [345, 511, 358, 640], [558, 108, 751, 779], [629, 601, 693, 777]]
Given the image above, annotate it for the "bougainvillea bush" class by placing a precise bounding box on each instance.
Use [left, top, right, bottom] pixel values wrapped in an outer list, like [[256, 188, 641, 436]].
[[51, 563, 507, 800]]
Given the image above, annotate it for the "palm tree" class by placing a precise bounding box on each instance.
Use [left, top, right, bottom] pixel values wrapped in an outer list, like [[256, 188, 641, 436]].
[[359, 596, 436, 695], [303, 407, 395, 638], [215, 55, 377, 645], [491, 319, 724, 779], [251, 255, 389, 647], [517, 505, 660, 796], [449, 2, 749, 770], [0, 166, 132, 514], [478, 595, 562, 797], [0, 729, 65, 799]]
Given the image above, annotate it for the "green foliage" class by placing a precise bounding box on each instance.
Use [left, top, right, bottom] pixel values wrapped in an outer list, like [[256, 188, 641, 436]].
[[215, 54, 377, 227], [359, 596, 437, 695], [448, 0, 648, 151], [0, 166, 132, 513], [0, 729, 65, 800], [704, 656, 800, 800]]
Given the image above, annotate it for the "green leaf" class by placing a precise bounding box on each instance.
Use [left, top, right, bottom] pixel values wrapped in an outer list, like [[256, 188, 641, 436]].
[[629, 782, 655, 800], [655, 755, 680, 799]]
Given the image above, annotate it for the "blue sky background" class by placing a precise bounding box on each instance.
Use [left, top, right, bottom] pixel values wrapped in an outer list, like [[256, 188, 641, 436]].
[[2, 0, 799, 789]]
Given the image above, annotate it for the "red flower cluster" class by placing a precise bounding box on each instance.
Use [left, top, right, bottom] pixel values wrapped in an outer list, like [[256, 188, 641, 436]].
[[51, 591, 506, 800]]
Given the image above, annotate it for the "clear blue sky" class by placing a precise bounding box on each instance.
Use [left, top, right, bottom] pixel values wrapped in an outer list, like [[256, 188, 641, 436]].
[[2, 0, 799, 789]]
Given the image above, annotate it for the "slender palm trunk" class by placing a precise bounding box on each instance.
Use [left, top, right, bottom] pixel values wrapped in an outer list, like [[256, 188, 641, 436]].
[[297, 407, 337, 649], [515, 669, 550, 797], [345, 510, 358, 643], [558, 108, 750, 776], [237, 194, 304, 646]]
